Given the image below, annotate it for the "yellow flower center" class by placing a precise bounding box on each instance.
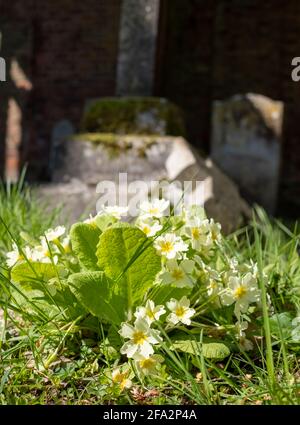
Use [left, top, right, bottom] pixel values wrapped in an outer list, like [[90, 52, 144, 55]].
[[139, 358, 155, 370], [160, 241, 174, 253], [142, 226, 150, 235], [146, 310, 155, 320], [112, 372, 126, 384], [149, 207, 159, 215], [211, 230, 219, 241], [234, 285, 247, 299], [191, 228, 201, 240], [120, 379, 129, 390], [112, 372, 129, 390], [209, 280, 217, 289], [133, 331, 147, 345], [175, 306, 186, 318], [171, 268, 184, 280], [18, 254, 24, 262], [64, 245, 71, 254]]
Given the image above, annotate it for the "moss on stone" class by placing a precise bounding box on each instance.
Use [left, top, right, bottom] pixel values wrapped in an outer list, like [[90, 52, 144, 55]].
[[70, 132, 160, 158], [81, 97, 186, 137], [71, 132, 119, 146]]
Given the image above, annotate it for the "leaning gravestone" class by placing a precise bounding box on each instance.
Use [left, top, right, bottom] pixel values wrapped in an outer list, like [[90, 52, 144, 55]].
[[37, 97, 250, 234], [211, 93, 283, 213]]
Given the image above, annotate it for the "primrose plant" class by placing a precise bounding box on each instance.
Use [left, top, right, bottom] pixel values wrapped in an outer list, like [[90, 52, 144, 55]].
[[5, 199, 265, 385]]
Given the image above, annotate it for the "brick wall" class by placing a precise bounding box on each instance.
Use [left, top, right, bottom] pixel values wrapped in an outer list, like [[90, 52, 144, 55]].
[[0, 0, 121, 180], [0, 1, 32, 179], [2, 0, 300, 214], [156, 0, 300, 215]]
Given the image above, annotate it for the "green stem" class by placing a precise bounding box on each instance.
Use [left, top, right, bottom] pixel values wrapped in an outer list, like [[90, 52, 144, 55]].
[[254, 217, 275, 387]]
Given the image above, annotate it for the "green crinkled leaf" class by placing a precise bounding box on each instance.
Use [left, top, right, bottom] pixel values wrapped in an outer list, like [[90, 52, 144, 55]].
[[94, 214, 117, 232], [10, 265, 82, 320], [11, 261, 59, 288], [70, 223, 101, 271], [52, 280, 87, 320], [202, 342, 230, 360], [68, 271, 124, 324], [172, 340, 230, 360], [10, 286, 59, 318], [96, 224, 161, 310], [10, 278, 85, 321]]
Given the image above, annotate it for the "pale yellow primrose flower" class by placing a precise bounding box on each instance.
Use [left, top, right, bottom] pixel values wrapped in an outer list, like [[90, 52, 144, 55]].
[[61, 236, 71, 253], [160, 259, 195, 288], [166, 296, 195, 326], [6, 243, 34, 267], [154, 233, 188, 260], [208, 219, 222, 243], [235, 321, 254, 351], [111, 368, 132, 390], [85, 206, 128, 225], [185, 218, 221, 252], [119, 319, 162, 359], [206, 278, 221, 297], [185, 217, 210, 250], [135, 353, 164, 375], [6, 243, 23, 267], [235, 321, 250, 338], [44, 226, 65, 242], [84, 214, 98, 226], [194, 256, 220, 294], [136, 218, 162, 237], [32, 237, 59, 264], [221, 272, 260, 319], [139, 198, 169, 219], [238, 260, 258, 279], [100, 205, 129, 219], [134, 300, 166, 325]]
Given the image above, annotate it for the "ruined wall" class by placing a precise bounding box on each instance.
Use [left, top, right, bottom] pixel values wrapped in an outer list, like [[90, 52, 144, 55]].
[[0, 1, 32, 178], [2, 0, 300, 213], [0, 0, 121, 180]]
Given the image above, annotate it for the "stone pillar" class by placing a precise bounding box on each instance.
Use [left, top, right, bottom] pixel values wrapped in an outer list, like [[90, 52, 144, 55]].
[[0, 57, 6, 81], [116, 0, 160, 96], [211, 93, 283, 213]]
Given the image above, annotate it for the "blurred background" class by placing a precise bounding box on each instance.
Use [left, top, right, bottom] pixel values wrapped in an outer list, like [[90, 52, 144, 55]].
[[1, 0, 300, 220]]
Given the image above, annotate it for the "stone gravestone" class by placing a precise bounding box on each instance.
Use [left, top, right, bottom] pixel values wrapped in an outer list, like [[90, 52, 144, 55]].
[[37, 97, 250, 234], [211, 93, 283, 213], [39, 135, 250, 234]]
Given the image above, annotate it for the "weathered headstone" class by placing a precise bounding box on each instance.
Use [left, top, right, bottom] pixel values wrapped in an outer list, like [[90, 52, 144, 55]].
[[39, 135, 250, 233], [211, 93, 283, 213]]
